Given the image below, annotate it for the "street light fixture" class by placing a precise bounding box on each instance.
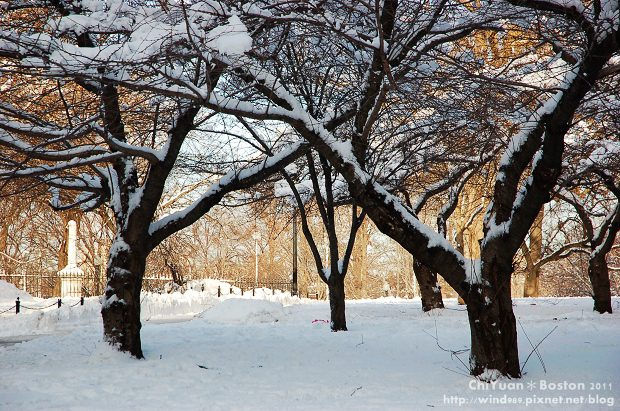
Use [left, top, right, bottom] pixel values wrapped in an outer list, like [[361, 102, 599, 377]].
[[252, 231, 260, 288], [292, 209, 298, 296]]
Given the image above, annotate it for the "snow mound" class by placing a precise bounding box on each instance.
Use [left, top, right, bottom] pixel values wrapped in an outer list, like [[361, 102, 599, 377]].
[[87, 340, 135, 365], [206, 15, 252, 55], [141, 289, 217, 320], [247, 288, 304, 307], [0, 280, 34, 303], [198, 298, 285, 324], [186, 278, 241, 295], [0, 298, 101, 337]]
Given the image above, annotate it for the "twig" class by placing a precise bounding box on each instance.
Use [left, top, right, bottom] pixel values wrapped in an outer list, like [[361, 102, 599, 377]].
[[356, 333, 364, 347], [441, 366, 473, 378], [423, 320, 471, 375], [517, 318, 546, 373], [520, 324, 558, 375], [350, 386, 362, 396]]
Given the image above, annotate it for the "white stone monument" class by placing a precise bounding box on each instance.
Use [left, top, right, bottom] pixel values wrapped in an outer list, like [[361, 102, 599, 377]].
[[57, 220, 84, 298]]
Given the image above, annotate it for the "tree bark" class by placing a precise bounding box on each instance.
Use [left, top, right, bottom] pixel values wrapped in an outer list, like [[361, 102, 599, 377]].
[[588, 254, 612, 314], [524, 210, 543, 297], [413, 259, 444, 311], [523, 266, 541, 298], [101, 239, 146, 358], [164, 257, 183, 287], [466, 264, 520, 379], [328, 274, 347, 331], [352, 219, 370, 299], [455, 231, 466, 305]]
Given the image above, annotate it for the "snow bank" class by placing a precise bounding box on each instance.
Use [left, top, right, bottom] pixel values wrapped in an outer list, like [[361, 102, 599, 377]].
[[186, 278, 241, 295], [0, 298, 101, 338], [0, 290, 219, 337], [186, 279, 304, 307], [246, 288, 304, 307], [0, 282, 303, 337], [141, 289, 217, 321], [0, 279, 35, 303], [198, 298, 285, 324]]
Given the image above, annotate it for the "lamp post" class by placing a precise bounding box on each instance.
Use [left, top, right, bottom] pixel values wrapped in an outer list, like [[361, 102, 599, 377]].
[[253, 231, 260, 288], [412, 256, 418, 298], [292, 209, 298, 296]]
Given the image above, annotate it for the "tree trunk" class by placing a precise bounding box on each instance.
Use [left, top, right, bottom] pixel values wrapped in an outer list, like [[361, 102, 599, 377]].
[[0, 221, 8, 255], [413, 259, 444, 311], [455, 232, 466, 305], [101, 239, 146, 358], [466, 266, 520, 379], [523, 266, 541, 297], [57, 238, 68, 271], [588, 254, 612, 314], [351, 219, 369, 299], [524, 210, 543, 297], [327, 274, 347, 331], [165, 258, 183, 287]]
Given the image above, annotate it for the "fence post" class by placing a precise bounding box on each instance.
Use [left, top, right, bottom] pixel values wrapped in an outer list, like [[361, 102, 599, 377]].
[[201, 284, 205, 292], [230, 287, 233, 295], [15, 297, 20, 314], [217, 286, 221, 298], [252, 288, 255, 297], [57, 298, 61, 308], [241, 288, 244, 296], [80, 296, 84, 306]]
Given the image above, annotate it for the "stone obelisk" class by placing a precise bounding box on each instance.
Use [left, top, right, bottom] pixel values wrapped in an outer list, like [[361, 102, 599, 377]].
[[57, 220, 84, 298]]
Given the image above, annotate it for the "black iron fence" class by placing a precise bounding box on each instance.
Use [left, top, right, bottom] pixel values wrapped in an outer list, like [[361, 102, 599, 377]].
[[0, 296, 86, 315], [228, 279, 294, 294], [0, 272, 105, 298], [0, 272, 183, 298], [1, 272, 303, 298]]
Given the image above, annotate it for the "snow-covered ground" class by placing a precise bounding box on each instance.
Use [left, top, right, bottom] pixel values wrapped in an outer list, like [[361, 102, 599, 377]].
[[0, 280, 618, 410]]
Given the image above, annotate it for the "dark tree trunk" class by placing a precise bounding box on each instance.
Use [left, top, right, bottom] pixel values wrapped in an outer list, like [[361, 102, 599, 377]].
[[328, 274, 347, 331], [466, 264, 520, 379], [413, 259, 444, 311], [588, 254, 612, 314], [165, 258, 184, 287], [101, 240, 146, 358]]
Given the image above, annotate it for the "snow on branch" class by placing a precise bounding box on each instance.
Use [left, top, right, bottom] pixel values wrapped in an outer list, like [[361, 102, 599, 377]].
[[411, 164, 477, 214], [506, 1, 592, 29], [0, 152, 124, 178], [0, 128, 105, 161], [147, 139, 308, 248], [485, 67, 580, 246], [93, 125, 163, 163], [580, 140, 620, 171], [45, 173, 103, 191], [195, 45, 475, 287]]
